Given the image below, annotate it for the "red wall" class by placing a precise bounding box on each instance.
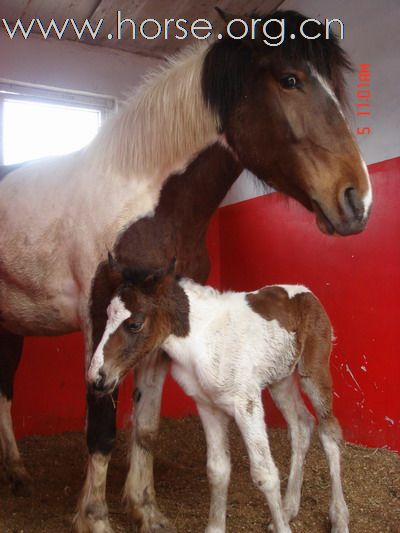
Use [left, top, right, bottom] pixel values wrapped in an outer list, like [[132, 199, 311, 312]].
[[12, 159, 399, 452], [218, 157, 400, 452], [12, 213, 223, 438]]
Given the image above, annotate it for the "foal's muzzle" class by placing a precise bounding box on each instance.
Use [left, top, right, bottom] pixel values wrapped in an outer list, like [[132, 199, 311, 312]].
[[90, 369, 117, 396]]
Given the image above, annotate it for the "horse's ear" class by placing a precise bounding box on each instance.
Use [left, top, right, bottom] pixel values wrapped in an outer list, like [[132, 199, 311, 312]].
[[215, 7, 234, 23], [214, 8, 255, 40]]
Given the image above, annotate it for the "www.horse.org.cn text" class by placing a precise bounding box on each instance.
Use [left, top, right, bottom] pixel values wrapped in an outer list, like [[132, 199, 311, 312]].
[[2, 12, 346, 46]]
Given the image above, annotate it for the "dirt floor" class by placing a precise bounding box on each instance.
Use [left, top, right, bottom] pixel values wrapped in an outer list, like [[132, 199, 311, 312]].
[[0, 417, 399, 533]]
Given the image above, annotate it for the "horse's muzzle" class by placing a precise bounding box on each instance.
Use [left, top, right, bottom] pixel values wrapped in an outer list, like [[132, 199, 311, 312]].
[[313, 186, 372, 236]]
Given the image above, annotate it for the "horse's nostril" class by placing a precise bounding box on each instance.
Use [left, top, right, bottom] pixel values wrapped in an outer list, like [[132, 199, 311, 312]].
[[343, 187, 364, 222]]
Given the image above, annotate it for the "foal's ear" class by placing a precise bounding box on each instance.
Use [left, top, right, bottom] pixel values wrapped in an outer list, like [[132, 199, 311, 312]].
[[108, 252, 118, 270], [142, 257, 177, 293], [107, 252, 123, 286], [166, 256, 177, 276]]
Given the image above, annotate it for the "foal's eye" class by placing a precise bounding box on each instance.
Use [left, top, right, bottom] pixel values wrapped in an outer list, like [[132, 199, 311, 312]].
[[280, 75, 299, 90], [125, 321, 144, 333]]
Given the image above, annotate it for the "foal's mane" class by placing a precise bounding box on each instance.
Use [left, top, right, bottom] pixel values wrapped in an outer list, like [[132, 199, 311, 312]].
[[89, 44, 218, 179]]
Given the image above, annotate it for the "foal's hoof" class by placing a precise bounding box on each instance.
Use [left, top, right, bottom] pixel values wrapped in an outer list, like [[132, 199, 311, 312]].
[[267, 522, 292, 533]]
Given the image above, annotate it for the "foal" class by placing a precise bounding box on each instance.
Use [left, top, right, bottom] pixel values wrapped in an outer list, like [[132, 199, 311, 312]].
[[88, 260, 349, 533]]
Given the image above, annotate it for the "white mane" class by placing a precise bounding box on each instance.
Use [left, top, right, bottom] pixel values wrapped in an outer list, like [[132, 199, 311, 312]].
[[87, 43, 219, 180]]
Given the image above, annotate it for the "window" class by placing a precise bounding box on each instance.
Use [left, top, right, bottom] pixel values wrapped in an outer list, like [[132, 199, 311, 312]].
[[0, 83, 115, 165]]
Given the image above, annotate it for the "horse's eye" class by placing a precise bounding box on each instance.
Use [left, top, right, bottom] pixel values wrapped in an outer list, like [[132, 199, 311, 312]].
[[125, 321, 144, 333], [280, 75, 298, 89]]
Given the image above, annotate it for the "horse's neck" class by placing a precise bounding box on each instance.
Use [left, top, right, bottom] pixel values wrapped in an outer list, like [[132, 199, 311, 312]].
[[114, 143, 242, 264], [87, 44, 219, 183], [157, 143, 242, 227]]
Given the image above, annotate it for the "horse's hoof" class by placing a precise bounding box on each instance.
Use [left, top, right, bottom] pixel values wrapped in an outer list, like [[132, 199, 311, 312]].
[[7, 464, 33, 497], [74, 503, 114, 533], [135, 507, 176, 533], [138, 525, 176, 533], [11, 476, 33, 497], [74, 517, 114, 533]]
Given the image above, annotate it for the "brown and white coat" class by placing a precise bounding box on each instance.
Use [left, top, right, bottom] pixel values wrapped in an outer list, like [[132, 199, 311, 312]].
[[89, 271, 349, 533]]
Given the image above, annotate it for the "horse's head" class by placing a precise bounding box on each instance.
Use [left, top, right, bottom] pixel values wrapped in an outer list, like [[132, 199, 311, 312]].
[[203, 10, 372, 235], [87, 257, 185, 395]]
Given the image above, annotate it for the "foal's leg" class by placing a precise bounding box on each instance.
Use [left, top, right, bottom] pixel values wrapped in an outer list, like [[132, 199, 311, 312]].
[[299, 360, 349, 533], [124, 349, 173, 532], [0, 332, 32, 496], [197, 403, 231, 533], [235, 395, 291, 533], [269, 374, 314, 523]]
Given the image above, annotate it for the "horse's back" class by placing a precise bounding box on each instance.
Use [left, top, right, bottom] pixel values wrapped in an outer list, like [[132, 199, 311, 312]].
[[0, 162, 25, 181]]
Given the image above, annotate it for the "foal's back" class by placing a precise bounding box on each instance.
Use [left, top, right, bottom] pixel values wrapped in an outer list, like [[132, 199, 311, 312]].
[[168, 281, 332, 404]]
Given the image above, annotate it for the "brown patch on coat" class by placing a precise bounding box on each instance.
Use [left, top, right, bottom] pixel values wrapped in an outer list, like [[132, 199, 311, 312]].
[[90, 143, 242, 355], [100, 269, 190, 385], [246, 286, 333, 380]]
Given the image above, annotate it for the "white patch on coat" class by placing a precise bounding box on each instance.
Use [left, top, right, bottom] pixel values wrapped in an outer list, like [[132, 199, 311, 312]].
[[74, 452, 111, 531], [88, 296, 131, 383], [360, 159, 373, 217], [0, 43, 220, 339], [309, 64, 342, 111], [276, 284, 310, 299], [163, 279, 298, 413]]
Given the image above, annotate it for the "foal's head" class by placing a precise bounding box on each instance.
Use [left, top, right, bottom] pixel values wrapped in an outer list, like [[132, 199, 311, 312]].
[[88, 258, 187, 395], [204, 10, 372, 235]]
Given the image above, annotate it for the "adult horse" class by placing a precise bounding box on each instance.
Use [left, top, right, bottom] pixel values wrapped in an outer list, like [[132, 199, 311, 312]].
[[0, 10, 371, 533]]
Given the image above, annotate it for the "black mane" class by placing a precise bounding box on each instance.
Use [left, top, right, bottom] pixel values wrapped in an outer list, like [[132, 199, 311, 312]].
[[202, 10, 352, 128]]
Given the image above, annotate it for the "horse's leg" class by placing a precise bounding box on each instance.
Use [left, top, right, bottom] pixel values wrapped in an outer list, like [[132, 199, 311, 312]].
[[74, 383, 118, 533], [124, 349, 173, 532], [268, 375, 314, 524], [197, 403, 231, 533], [0, 332, 32, 496], [75, 264, 122, 533]]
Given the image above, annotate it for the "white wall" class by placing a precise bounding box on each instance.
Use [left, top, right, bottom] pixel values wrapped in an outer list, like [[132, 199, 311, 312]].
[[0, 32, 158, 100], [222, 0, 400, 206]]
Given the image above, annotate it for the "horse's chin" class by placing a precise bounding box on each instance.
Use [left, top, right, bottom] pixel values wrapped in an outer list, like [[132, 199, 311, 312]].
[[312, 201, 336, 235], [312, 201, 367, 236], [315, 213, 336, 235]]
